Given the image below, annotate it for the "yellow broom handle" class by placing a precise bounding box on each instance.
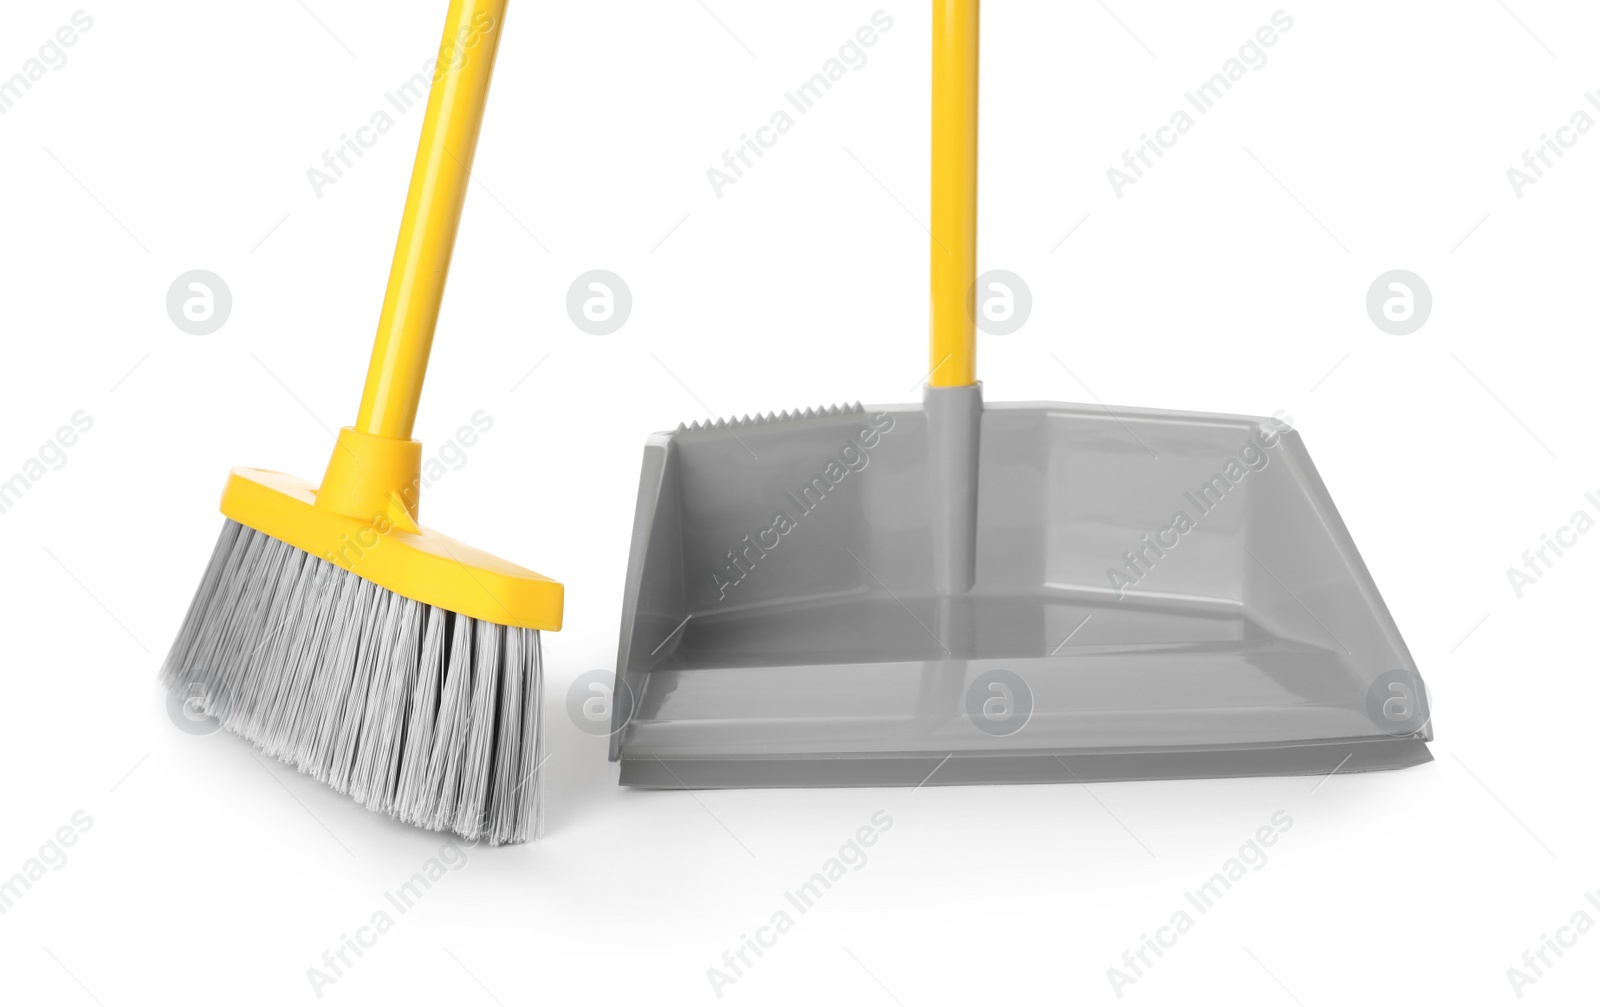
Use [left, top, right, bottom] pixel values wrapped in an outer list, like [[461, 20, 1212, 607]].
[[929, 0, 979, 388], [355, 0, 507, 440]]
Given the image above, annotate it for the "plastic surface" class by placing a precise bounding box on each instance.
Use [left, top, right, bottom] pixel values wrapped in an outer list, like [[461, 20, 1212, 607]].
[[314, 426, 425, 534], [609, 395, 1431, 786], [929, 0, 978, 387], [356, 0, 508, 440], [221, 466, 562, 630]]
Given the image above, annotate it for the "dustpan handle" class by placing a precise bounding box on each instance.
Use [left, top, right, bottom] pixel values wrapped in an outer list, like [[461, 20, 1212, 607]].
[[355, 0, 507, 440], [929, 0, 979, 388]]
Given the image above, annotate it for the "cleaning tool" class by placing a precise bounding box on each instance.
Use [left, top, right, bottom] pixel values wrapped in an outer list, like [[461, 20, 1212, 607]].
[[161, 0, 561, 843], [608, 0, 1431, 787]]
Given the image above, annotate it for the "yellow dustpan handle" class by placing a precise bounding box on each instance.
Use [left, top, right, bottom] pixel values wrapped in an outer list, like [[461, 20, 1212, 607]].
[[355, 0, 507, 440], [929, 0, 978, 388]]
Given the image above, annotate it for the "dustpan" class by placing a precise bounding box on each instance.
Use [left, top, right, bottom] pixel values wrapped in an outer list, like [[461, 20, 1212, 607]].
[[608, 1, 1432, 788]]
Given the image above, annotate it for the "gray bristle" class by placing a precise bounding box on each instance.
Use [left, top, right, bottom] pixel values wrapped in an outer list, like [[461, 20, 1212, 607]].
[[161, 520, 544, 845]]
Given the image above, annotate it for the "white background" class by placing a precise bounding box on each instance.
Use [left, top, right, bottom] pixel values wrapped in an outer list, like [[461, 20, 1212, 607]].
[[1, 1, 1596, 1004]]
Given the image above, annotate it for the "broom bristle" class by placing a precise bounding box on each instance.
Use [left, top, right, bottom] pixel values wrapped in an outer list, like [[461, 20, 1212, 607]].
[[160, 520, 544, 844]]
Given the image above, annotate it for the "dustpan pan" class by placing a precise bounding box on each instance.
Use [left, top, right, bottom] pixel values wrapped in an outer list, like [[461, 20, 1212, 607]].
[[608, 1, 1432, 788]]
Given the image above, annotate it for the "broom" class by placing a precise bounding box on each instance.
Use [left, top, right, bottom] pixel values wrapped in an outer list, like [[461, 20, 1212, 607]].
[[160, 0, 561, 845]]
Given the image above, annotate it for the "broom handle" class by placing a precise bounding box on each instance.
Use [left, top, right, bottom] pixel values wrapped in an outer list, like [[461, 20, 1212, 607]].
[[355, 0, 508, 440], [929, 0, 979, 388]]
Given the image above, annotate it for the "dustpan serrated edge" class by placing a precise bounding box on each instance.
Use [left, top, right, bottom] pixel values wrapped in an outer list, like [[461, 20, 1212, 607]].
[[674, 401, 866, 434]]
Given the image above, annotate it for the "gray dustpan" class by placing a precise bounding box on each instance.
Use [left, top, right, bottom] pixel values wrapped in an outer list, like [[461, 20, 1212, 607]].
[[607, 5, 1431, 788]]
